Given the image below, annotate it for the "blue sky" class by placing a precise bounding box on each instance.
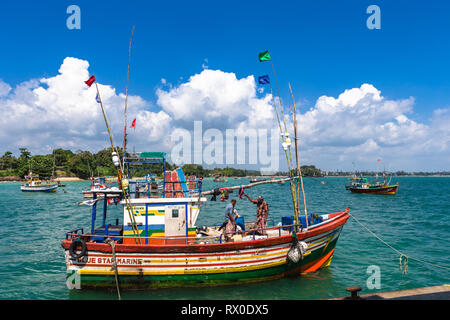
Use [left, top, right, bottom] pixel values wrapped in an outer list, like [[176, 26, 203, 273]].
[[0, 1, 449, 171]]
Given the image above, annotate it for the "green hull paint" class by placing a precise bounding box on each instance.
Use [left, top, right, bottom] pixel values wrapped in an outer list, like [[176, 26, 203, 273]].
[[70, 237, 340, 289]]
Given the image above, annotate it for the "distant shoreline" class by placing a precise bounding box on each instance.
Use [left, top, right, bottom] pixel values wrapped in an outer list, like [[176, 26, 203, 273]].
[[54, 177, 87, 182], [0, 176, 88, 182], [323, 175, 450, 178], [1, 174, 448, 184]]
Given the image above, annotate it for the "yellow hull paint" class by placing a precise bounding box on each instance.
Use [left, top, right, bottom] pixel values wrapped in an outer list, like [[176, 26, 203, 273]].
[[78, 259, 288, 276]]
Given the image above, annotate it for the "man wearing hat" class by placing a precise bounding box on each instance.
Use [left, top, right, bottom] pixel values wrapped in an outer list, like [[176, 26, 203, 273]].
[[243, 194, 269, 235]]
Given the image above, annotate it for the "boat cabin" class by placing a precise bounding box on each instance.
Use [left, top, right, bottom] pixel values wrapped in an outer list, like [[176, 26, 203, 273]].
[[24, 172, 44, 186], [93, 177, 107, 186], [121, 196, 207, 245], [79, 152, 207, 245]]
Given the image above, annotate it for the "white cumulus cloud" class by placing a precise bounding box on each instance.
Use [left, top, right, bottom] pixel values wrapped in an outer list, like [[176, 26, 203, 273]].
[[0, 58, 448, 171]]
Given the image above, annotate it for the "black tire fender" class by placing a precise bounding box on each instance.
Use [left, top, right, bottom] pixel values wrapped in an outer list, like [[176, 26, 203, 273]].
[[69, 238, 87, 260]]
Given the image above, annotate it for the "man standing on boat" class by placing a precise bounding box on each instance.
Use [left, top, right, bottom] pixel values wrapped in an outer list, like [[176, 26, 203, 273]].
[[244, 194, 269, 235], [219, 199, 237, 241]]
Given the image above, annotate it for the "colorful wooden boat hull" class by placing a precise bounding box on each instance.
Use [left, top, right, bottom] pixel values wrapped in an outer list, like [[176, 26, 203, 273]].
[[62, 211, 349, 289], [349, 184, 398, 195]]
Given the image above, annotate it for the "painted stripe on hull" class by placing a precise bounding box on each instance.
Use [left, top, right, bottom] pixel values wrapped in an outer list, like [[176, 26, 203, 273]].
[[66, 234, 342, 288], [21, 186, 58, 192], [350, 185, 398, 194], [67, 245, 292, 273]]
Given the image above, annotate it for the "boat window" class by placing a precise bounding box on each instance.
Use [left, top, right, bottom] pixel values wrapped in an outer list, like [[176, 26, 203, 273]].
[[172, 209, 179, 218]]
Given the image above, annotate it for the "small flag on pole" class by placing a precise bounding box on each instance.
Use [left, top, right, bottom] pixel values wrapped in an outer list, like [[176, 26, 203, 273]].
[[258, 51, 271, 62], [377, 159, 381, 162], [258, 75, 270, 84], [85, 74, 96, 87], [130, 118, 136, 128], [95, 93, 100, 103]]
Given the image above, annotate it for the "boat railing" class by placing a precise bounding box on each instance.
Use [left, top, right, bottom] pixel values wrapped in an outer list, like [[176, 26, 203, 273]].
[[163, 179, 203, 198], [65, 231, 222, 244], [65, 228, 85, 240], [128, 178, 203, 198]]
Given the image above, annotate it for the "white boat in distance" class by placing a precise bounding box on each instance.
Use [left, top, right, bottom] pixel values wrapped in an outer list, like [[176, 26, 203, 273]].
[[20, 172, 58, 192]]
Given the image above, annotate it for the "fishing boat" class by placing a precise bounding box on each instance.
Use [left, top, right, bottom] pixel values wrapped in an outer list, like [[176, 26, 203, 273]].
[[62, 152, 350, 289], [63, 49, 350, 290], [20, 171, 58, 192], [347, 176, 398, 195], [213, 174, 228, 183], [82, 177, 120, 198], [249, 177, 266, 183]]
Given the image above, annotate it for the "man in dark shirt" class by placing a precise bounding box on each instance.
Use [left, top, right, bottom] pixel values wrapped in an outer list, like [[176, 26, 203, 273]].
[[218, 199, 237, 241]]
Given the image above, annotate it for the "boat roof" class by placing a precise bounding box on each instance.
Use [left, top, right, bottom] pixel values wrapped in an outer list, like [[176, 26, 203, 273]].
[[124, 152, 166, 164], [121, 197, 207, 204]]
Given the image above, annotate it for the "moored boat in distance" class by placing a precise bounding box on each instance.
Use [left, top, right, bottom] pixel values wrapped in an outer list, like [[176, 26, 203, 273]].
[[347, 176, 399, 195], [20, 171, 58, 192], [249, 177, 266, 183], [213, 174, 228, 182]]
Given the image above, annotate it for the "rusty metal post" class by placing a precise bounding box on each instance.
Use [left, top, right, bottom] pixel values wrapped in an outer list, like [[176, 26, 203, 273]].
[[346, 286, 362, 300]]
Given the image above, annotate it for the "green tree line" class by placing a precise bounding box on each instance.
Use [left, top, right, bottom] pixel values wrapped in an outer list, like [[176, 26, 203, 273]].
[[0, 148, 126, 179], [0, 148, 324, 179]]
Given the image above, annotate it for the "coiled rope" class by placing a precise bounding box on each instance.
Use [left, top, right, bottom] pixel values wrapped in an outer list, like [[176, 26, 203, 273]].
[[105, 238, 121, 300], [349, 213, 450, 274]]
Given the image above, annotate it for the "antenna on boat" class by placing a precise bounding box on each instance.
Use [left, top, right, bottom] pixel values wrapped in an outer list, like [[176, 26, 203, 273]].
[[289, 82, 309, 228], [123, 25, 135, 157], [87, 160, 93, 180], [51, 151, 56, 180]]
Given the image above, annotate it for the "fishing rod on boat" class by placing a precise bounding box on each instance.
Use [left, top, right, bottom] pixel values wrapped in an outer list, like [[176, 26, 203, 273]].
[[196, 176, 299, 196], [122, 25, 134, 157], [289, 82, 309, 229]]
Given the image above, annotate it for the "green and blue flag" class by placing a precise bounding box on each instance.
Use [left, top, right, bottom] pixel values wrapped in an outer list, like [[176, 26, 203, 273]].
[[258, 75, 270, 84], [258, 50, 271, 62]]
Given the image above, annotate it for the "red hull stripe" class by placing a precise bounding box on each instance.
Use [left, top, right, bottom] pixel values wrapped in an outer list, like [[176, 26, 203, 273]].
[[301, 249, 335, 273]]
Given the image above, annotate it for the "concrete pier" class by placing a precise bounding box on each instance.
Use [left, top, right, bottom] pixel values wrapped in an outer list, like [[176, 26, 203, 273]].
[[330, 285, 450, 300]]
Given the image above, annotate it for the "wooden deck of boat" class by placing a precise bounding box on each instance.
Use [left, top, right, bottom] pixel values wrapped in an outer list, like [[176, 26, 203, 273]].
[[329, 285, 450, 300]]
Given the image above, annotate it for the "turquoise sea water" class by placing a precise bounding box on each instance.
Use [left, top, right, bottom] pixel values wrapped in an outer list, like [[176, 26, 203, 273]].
[[0, 177, 449, 300]]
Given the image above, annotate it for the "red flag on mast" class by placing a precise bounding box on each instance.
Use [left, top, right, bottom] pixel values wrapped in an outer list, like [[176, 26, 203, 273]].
[[130, 118, 136, 128], [85, 75, 96, 87]]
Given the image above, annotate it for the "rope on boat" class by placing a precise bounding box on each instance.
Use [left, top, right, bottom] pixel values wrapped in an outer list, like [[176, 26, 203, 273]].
[[349, 213, 450, 274], [105, 238, 121, 300]]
